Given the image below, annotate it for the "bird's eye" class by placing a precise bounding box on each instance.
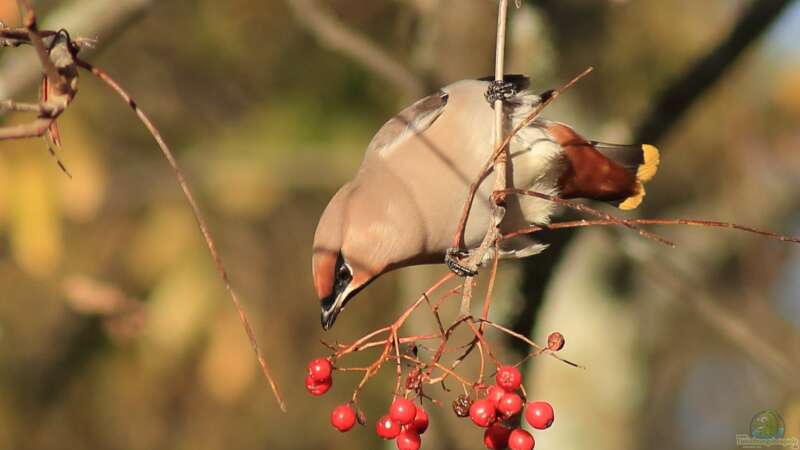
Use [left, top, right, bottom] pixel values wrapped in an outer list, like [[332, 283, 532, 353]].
[[337, 264, 350, 280], [333, 253, 352, 292]]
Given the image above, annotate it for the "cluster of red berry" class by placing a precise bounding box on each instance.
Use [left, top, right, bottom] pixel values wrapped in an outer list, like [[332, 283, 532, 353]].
[[306, 355, 555, 450], [305, 358, 333, 396], [375, 399, 429, 449], [469, 366, 554, 450], [328, 397, 429, 450]]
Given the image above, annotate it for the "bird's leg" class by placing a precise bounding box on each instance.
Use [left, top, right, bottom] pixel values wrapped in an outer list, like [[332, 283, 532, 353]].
[[445, 191, 509, 277], [484, 79, 518, 105], [445, 248, 479, 277]]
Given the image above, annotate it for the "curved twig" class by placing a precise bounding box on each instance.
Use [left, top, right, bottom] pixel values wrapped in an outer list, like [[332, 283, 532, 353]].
[[74, 58, 287, 412]]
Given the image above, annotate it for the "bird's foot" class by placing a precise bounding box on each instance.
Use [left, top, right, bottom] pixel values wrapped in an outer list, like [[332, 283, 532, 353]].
[[445, 248, 479, 277], [484, 79, 518, 106]]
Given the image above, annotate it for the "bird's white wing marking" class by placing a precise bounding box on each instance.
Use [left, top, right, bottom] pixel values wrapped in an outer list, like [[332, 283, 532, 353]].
[[367, 91, 448, 156]]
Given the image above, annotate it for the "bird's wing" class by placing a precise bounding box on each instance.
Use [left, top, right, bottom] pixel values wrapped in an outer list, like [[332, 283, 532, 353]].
[[366, 90, 449, 156]]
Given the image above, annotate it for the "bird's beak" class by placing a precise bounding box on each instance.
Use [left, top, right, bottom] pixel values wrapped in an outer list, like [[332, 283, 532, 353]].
[[320, 285, 351, 331], [320, 293, 341, 330]]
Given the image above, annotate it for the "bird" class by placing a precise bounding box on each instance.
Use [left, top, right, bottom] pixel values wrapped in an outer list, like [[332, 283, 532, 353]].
[[312, 75, 659, 330]]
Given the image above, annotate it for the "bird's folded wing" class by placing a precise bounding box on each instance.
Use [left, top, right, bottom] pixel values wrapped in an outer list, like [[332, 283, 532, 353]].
[[367, 90, 449, 156]]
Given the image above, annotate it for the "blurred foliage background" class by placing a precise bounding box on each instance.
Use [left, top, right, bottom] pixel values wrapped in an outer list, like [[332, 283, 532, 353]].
[[1, 0, 799, 449]]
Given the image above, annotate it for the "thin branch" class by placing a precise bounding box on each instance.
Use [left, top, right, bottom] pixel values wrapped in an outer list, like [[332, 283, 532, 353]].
[[455, 0, 511, 316], [0, 99, 53, 113], [0, 0, 153, 100], [499, 188, 675, 247], [17, 0, 62, 91], [74, 58, 287, 412], [285, 0, 425, 99], [0, 117, 52, 139], [502, 218, 800, 245], [0, 33, 76, 141], [472, 0, 511, 256], [476, 319, 583, 369]]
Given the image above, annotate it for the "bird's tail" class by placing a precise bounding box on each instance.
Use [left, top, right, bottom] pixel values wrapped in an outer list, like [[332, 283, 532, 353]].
[[547, 121, 661, 210], [592, 142, 660, 210]]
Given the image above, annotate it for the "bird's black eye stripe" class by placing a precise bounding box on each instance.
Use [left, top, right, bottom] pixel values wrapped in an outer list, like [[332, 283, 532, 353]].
[[333, 253, 352, 294]]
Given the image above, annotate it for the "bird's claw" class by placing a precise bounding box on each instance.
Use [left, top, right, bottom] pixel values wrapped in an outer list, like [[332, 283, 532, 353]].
[[485, 80, 518, 106], [445, 248, 479, 277]]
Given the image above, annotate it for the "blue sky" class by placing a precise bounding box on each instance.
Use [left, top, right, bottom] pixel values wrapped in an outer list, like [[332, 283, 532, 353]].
[[767, 1, 800, 59]]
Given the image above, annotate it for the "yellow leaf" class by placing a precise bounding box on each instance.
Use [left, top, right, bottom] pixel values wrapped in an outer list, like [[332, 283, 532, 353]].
[[10, 153, 63, 278]]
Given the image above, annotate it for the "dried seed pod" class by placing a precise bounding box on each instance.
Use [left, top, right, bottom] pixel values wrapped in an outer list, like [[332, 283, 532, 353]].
[[452, 394, 472, 418], [406, 368, 421, 391], [356, 407, 367, 426], [547, 332, 565, 351]]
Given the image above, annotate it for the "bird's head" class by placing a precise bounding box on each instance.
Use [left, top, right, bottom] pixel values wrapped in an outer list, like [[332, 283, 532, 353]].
[[311, 246, 369, 331], [312, 178, 427, 330]]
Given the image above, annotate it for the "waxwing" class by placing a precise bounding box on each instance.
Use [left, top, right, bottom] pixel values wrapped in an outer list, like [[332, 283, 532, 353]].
[[313, 75, 659, 329]]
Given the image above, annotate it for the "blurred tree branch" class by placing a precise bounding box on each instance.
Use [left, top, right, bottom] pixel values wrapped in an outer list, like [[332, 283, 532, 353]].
[[285, 0, 426, 99], [634, 0, 796, 143], [511, 0, 798, 355], [0, 0, 152, 100], [638, 254, 800, 390]]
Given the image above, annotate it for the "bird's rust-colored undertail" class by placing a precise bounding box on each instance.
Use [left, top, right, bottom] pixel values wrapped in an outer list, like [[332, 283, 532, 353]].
[[548, 122, 658, 210]]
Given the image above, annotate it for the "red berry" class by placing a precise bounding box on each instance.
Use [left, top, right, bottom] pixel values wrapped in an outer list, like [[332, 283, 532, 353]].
[[469, 399, 497, 427], [376, 415, 401, 439], [389, 398, 417, 425], [330, 404, 357, 432], [395, 430, 421, 450], [308, 358, 333, 382], [495, 366, 522, 392], [497, 392, 523, 417], [486, 385, 506, 406], [483, 424, 511, 449], [508, 428, 535, 450], [524, 401, 554, 430], [411, 407, 429, 434], [305, 374, 332, 396]]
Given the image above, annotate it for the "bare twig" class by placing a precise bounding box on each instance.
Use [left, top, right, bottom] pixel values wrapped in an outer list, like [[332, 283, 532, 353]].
[[285, 0, 425, 99], [456, 0, 511, 316], [74, 58, 287, 412], [0, 0, 153, 100], [0, 99, 53, 113], [17, 0, 62, 90], [0, 117, 53, 139], [501, 218, 800, 245], [499, 188, 676, 247], [476, 319, 584, 368], [0, 23, 77, 141]]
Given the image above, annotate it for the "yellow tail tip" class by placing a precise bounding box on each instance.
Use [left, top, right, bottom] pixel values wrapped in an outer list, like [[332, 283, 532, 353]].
[[619, 183, 645, 210], [637, 144, 660, 183]]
